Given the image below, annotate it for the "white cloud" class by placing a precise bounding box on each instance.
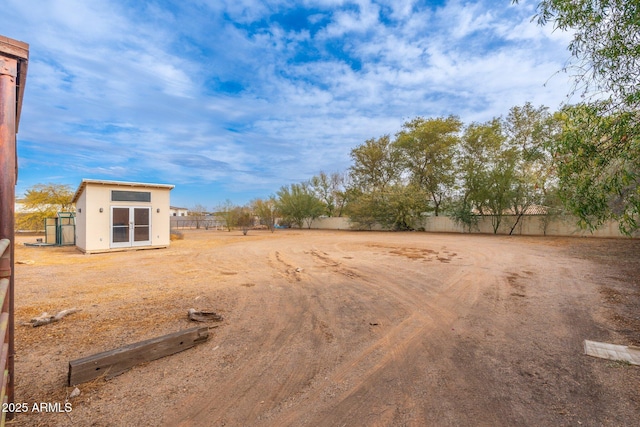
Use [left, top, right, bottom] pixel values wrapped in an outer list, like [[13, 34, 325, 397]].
[[5, 0, 576, 205], [318, 0, 382, 38], [435, 1, 495, 40], [384, 0, 417, 20]]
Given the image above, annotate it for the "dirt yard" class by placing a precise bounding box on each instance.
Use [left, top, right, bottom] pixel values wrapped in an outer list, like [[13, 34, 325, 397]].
[[10, 229, 640, 426]]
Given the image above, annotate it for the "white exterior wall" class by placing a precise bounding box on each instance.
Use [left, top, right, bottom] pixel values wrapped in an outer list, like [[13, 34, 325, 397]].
[[170, 207, 189, 216], [151, 189, 172, 246], [75, 190, 88, 251], [74, 181, 173, 253]]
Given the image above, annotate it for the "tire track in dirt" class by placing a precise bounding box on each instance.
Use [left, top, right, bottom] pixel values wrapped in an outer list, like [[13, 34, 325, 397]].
[[330, 239, 519, 425], [172, 284, 320, 426], [270, 250, 305, 282], [307, 249, 361, 279], [268, 243, 492, 425], [172, 247, 350, 426]]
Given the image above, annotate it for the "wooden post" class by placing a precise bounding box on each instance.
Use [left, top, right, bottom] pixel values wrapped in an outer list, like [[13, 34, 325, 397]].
[[0, 35, 29, 422], [68, 327, 210, 385]]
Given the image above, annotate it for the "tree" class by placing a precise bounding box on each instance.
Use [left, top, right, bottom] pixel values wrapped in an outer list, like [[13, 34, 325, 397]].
[[485, 145, 518, 234], [347, 130, 430, 231], [552, 104, 639, 233], [503, 103, 557, 234], [217, 199, 238, 232], [538, 186, 566, 235], [189, 204, 208, 229], [450, 198, 479, 233], [346, 184, 428, 231], [235, 206, 254, 235], [329, 172, 352, 217], [308, 171, 348, 217], [457, 119, 516, 234], [519, 0, 640, 110], [457, 120, 500, 216], [16, 183, 74, 231], [517, 0, 640, 233], [275, 183, 325, 229], [349, 135, 401, 193], [251, 197, 279, 232], [379, 184, 429, 230], [395, 115, 462, 216], [344, 189, 378, 230]]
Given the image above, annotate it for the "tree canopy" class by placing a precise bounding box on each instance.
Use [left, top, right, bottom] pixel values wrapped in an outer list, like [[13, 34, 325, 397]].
[[522, 0, 640, 110], [216, 199, 238, 232], [251, 197, 279, 232], [307, 171, 348, 217], [394, 116, 462, 216], [189, 203, 208, 229], [305, 104, 563, 233], [275, 183, 325, 229], [516, 0, 640, 233], [553, 104, 639, 233], [16, 183, 74, 231], [349, 135, 401, 193]]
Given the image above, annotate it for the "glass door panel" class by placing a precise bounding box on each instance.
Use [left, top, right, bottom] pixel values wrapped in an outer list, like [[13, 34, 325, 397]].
[[111, 207, 151, 247], [132, 208, 150, 245], [112, 208, 130, 245]]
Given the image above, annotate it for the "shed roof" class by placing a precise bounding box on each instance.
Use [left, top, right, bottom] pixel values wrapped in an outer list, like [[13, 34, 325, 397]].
[[72, 179, 175, 203]]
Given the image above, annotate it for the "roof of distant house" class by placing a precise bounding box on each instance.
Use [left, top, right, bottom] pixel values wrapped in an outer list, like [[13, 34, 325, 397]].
[[472, 205, 549, 215]]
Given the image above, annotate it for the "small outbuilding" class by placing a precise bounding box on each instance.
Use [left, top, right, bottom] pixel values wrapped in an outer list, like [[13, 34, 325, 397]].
[[72, 179, 175, 253]]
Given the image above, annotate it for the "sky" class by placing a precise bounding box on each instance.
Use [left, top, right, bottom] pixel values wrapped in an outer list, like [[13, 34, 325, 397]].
[[1, 0, 575, 209]]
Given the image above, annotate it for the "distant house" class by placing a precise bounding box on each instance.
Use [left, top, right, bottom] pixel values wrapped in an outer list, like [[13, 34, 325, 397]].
[[170, 206, 189, 217], [14, 199, 28, 214], [72, 179, 174, 253], [14, 199, 60, 214]]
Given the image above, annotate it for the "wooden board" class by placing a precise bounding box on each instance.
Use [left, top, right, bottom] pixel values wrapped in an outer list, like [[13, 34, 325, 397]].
[[68, 327, 209, 385], [584, 339, 640, 366]]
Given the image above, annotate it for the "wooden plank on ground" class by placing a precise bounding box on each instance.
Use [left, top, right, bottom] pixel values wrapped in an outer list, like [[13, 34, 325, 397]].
[[68, 327, 209, 385], [584, 339, 640, 366]]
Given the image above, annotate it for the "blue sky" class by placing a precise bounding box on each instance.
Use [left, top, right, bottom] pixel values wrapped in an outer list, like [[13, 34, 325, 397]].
[[2, 0, 573, 209]]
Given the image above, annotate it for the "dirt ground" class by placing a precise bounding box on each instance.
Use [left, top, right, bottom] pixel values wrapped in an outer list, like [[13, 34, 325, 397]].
[[10, 229, 640, 426]]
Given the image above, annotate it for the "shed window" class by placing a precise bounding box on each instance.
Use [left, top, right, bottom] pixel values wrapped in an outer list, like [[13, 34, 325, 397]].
[[111, 190, 151, 202]]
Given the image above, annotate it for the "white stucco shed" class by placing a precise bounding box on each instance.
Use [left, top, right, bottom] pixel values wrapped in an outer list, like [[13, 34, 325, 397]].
[[72, 179, 175, 253]]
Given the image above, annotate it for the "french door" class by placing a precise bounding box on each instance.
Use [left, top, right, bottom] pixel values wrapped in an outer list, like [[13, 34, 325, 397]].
[[111, 207, 151, 248]]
